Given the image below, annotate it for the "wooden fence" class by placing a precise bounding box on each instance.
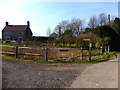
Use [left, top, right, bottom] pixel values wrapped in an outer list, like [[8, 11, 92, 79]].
[[2, 45, 109, 61]]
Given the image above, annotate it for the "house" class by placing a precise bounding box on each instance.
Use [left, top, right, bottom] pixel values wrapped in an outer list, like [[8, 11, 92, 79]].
[[2, 21, 33, 42]]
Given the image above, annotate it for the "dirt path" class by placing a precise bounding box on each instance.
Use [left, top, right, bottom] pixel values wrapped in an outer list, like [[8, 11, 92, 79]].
[[2, 59, 91, 88], [70, 55, 119, 88]]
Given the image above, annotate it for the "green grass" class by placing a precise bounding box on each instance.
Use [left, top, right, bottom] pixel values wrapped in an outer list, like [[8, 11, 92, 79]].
[[1, 55, 49, 63], [2, 43, 17, 46], [1, 55, 26, 61]]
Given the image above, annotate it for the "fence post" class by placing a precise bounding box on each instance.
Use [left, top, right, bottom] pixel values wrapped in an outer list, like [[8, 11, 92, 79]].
[[105, 46, 107, 54], [108, 45, 110, 53], [16, 45, 18, 58], [80, 46, 83, 60], [100, 46, 103, 54], [45, 48, 48, 61], [89, 43, 92, 62], [100, 46, 103, 59]]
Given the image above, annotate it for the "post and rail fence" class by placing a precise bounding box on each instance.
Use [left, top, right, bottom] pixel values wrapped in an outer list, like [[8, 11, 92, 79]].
[[2, 45, 110, 62]]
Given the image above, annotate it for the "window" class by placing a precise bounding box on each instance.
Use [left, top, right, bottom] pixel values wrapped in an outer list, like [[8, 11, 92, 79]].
[[18, 37, 23, 41], [5, 31, 11, 35], [19, 32, 24, 35]]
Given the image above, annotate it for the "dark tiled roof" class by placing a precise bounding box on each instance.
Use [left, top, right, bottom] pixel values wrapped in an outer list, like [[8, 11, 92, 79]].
[[2, 25, 28, 32]]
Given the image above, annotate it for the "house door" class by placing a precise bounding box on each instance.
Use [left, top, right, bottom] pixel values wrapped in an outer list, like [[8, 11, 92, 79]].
[[11, 37, 16, 41]]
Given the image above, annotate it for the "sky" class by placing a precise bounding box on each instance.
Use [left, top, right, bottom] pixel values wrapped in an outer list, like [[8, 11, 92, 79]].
[[118, 1, 120, 18], [0, 0, 119, 38]]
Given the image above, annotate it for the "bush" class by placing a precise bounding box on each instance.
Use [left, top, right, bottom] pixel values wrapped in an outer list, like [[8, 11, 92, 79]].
[[92, 52, 117, 62], [101, 53, 110, 61], [108, 52, 117, 57]]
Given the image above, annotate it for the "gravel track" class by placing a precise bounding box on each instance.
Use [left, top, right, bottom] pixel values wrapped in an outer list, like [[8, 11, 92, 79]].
[[2, 59, 91, 88]]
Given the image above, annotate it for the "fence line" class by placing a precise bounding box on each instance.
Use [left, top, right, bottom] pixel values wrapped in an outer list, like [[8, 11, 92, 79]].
[[2, 46, 83, 61], [2, 45, 109, 61]]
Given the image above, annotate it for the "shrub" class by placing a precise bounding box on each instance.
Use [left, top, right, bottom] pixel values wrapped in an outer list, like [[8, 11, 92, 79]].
[[101, 53, 110, 61], [92, 52, 117, 62]]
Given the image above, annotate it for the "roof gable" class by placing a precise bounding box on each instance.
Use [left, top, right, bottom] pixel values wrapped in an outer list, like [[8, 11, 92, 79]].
[[2, 25, 28, 32]]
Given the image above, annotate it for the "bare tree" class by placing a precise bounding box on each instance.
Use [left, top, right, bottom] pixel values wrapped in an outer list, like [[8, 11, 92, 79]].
[[109, 15, 116, 22], [88, 15, 98, 28], [98, 13, 108, 26], [70, 18, 85, 36], [47, 27, 51, 37], [54, 25, 62, 38], [58, 20, 69, 32], [54, 20, 69, 37], [54, 18, 85, 37]]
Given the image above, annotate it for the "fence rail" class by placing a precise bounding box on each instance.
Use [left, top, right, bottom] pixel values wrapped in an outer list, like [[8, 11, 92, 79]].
[[2, 45, 108, 61]]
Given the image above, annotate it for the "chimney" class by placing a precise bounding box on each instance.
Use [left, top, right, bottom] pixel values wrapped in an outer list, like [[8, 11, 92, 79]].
[[5, 22, 9, 26], [27, 21, 30, 28]]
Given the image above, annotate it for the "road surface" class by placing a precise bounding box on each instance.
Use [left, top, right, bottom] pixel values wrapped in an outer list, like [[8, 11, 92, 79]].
[[70, 54, 119, 88], [2, 59, 90, 88]]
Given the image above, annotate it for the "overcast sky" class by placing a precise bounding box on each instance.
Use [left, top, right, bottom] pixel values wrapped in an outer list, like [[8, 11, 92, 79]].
[[0, 0, 119, 38]]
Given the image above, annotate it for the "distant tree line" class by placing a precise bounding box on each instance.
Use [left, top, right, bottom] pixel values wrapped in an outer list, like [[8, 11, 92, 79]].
[[47, 13, 120, 51], [30, 13, 120, 51]]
